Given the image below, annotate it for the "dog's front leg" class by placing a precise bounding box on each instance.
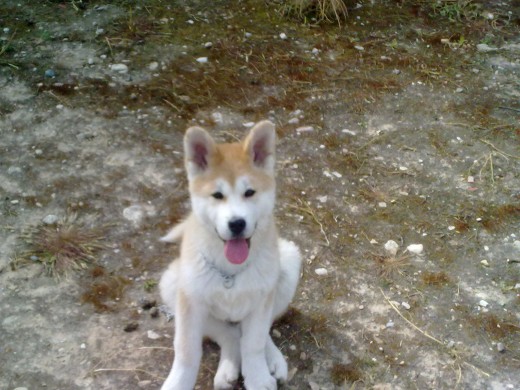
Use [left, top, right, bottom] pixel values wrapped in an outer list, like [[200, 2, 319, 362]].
[[161, 289, 205, 390], [241, 292, 277, 390]]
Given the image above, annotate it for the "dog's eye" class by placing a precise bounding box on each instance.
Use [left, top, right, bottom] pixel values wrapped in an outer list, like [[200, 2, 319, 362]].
[[212, 192, 224, 200], [244, 189, 256, 198]]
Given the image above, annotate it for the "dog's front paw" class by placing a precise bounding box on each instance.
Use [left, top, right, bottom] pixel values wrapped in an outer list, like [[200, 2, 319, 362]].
[[214, 360, 240, 390], [267, 347, 287, 382], [244, 373, 277, 390]]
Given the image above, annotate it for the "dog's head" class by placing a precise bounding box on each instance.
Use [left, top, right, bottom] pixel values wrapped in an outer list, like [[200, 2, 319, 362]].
[[184, 120, 276, 264]]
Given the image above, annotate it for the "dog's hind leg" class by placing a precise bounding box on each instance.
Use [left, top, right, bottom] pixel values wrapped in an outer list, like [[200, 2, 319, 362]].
[[205, 319, 241, 390], [273, 238, 301, 319]]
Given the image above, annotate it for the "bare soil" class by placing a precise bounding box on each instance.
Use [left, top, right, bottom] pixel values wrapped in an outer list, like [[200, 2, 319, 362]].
[[1, 1, 519, 389]]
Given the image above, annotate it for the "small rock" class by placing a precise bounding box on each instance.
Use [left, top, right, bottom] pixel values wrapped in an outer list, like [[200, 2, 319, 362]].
[[467, 175, 475, 183], [406, 244, 424, 255], [354, 45, 365, 51], [87, 57, 95, 65], [147, 330, 161, 340], [478, 300, 489, 308], [13, 388, 28, 390], [448, 225, 456, 231], [378, 202, 387, 208], [123, 205, 144, 225], [44, 69, 56, 78], [140, 298, 157, 310], [392, 69, 401, 75], [204, 42, 213, 48], [244, 32, 252, 38], [480, 259, 489, 267], [476, 43, 498, 53], [42, 214, 59, 225], [243, 122, 255, 128], [80, 343, 86, 349], [300, 352, 307, 360], [401, 302, 411, 310], [95, 28, 105, 36], [314, 268, 328, 276], [110, 63, 128, 73], [288, 117, 299, 124], [386, 320, 394, 328], [279, 32, 288, 40], [497, 342, 506, 353], [148, 61, 159, 71], [124, 322, 139, 332], [447, 340, 455, 348], [311, 48, 319, 55], [456, 87, 464, 93], [296, 126, 314, 133], [384, 240, 399, 256], [150, 307, 159, 318], [272, 329, 282, 338]]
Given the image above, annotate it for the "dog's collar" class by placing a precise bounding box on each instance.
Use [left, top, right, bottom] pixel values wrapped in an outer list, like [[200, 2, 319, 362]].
[[201, 254, 249, 289]]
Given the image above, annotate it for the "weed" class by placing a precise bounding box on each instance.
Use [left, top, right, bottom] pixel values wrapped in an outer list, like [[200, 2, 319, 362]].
[[430, 0, 482, 22], [81, 274, 130, 312], [144, 278, 158, 292], [21, 214, 107, 276], [330, 361, 363, 384], [372, 252, 411, 278]]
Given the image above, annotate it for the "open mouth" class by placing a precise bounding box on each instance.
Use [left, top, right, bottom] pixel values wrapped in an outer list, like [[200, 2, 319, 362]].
[[224, 237, 251, 265]]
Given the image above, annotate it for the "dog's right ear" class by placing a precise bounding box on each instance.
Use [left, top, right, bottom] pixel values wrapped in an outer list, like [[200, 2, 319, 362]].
[[184, 126, 215, 179]]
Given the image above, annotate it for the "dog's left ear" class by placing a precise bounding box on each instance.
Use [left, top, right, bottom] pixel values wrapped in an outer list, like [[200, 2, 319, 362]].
[[244, 120, 276, 171]]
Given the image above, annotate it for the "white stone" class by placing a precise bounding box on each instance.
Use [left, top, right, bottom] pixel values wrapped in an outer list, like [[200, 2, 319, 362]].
[[406, 244, 423, 255], [204, 42, 213, 48], [147, 330, 161, 340], [478, 300, 489, 307], [354, 45, 365, 51], [42, 214, 59, 225], [123, 205, 144, 225], [480, 259, 489, 267], [279, 32, 287, 40], [401, 302, 411, 310], [110, 63, 129, 73], [196, 57, 208, 63], [314, 268, 328, 276], [384, 240, 399, 256], [148, 61, 159, 71], [296, 126, 314, 133]]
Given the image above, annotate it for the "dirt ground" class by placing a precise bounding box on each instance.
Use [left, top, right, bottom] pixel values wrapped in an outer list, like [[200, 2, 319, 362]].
[[1, 0, 519, 389]]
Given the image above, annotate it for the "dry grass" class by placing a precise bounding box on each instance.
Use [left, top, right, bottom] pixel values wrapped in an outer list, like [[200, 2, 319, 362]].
[[282, 0, 348, 24], [22, 214, 107, 276]]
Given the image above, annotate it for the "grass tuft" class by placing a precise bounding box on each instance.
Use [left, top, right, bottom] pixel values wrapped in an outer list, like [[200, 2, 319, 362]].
[[21, 214, 107, 276], [281, 0, 348, 25]]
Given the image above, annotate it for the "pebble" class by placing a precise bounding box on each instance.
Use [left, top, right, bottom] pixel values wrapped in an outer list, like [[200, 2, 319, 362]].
[[456, 87, 464, 93], [124, 322, 139, 332], [110, 63, 128, 73], [95, 28, 105, 36], [80, 343, 86, 349], [147, 330, 161, 340], [243, 122, 255, 128], [311, 48, 319, 55], [123, 205, 145, 225], [296, 126, 314, 133], [447, 340, 455, 348], [44, 69, 56, 78], [140, 298, 157, 310], [476, 43, 498, 53], [354, 45, 365, 51], [497, 342, 506, 353], [314, 268, 328, 276], [386, 320, 394, 328], [406, 244, 424, 255], [148, 61, 159, 71], [480, 259, 489, 267], [150, 307, 159, 318], [272, 329, 281, 338], [478, 300, 489, 308], [87, 57, 95, 65], [384, 240, 399, 256], [392, 69, 401, 75], [378, 202, 387, 208], [42, 214, 59, 225], [401, 302, 411, 310], [204, 42, 213, 48], [288, 117, 299, 124], [279, 32, 288, 40]]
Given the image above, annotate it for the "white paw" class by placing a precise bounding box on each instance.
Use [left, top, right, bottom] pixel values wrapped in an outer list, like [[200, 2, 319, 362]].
[[214, 360, 240, 389], [244, 373, 277, 390], [267, 347, 288, 382]]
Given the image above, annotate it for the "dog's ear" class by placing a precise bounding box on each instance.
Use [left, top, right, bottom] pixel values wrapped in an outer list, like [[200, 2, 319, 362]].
[[184, 126, 215, 178], [244, 120, 276, 171]]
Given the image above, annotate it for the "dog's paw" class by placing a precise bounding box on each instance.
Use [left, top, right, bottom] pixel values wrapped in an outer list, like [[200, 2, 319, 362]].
[[214, 360, 240, 390], [267, 346, 288, 382]]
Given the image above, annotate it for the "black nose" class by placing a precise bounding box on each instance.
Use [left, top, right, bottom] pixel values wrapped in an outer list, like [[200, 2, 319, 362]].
[[228, 218, 246, 236]]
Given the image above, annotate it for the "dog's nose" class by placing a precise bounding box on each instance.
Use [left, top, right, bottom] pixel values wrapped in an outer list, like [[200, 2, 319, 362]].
[[228, 218, 246, 236]]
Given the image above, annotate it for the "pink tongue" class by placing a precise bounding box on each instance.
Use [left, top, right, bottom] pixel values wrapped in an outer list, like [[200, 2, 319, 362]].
[[224, 238, 249, 264]]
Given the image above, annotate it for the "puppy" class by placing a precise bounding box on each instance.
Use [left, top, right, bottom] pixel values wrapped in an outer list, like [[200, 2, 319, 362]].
[[159, 120, 301, 389]]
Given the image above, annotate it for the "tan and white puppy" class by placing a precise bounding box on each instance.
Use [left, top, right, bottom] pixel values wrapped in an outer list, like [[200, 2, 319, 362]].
[[159, 120, 301, 390]]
